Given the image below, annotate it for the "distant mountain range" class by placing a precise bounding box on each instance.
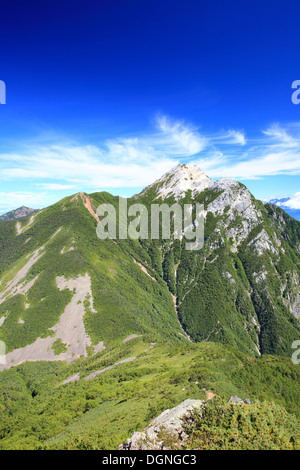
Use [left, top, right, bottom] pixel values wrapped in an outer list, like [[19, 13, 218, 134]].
[[0, 206, 37, 221], [266, 197, 300, 221]]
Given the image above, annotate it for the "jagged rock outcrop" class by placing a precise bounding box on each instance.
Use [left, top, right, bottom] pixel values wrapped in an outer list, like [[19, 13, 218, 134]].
[[140, 163, 214, 200], [119, 399, 204, 450], [119, 396, 254, 450]]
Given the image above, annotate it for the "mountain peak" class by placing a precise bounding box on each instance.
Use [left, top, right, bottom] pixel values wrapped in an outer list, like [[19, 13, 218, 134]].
[[141, 163, 214, 200], [0, 206, 36, 221]]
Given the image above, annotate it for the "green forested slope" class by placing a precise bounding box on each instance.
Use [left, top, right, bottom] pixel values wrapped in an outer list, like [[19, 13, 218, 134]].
[[0, 338, 299, 450]]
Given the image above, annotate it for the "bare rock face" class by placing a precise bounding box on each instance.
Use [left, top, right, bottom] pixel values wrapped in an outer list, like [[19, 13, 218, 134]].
[[119, 399, 204, 450], [140, 164, 214, 201], [119, 396, 254, 450], [228, 395, 252, 405]]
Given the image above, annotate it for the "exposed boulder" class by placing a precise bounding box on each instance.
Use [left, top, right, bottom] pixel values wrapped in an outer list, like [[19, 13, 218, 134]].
[[228, 395, 252, 405], [119, 399, 204, 450]]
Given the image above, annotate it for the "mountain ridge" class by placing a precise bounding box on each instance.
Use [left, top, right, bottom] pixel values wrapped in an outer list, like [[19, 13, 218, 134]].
[[0, 206, 37, 222], [265, 197, 300, 222]]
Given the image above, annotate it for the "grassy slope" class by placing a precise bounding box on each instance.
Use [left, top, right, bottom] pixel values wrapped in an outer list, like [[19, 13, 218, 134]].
[[0, 337, 299, 450], [0, 193, 185, 353]]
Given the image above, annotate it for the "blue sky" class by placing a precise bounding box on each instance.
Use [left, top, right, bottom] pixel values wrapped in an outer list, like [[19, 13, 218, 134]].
[[0, 0, 300, 215]]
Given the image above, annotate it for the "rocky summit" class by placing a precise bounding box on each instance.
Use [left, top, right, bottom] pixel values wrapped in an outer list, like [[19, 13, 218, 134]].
[[139, 163, 214, 200]]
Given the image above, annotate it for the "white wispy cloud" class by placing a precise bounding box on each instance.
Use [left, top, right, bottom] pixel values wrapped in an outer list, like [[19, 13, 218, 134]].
[[0, 115, 210, 191], [206, 149, 300, 179], [225, 130, 246, 145], [36, 183, 76, 190], [156, 115, 208, 155], [211, 129, 246, 146], [280, 192, 300, 210], [0, 115, 299, 214], [0, 143, 177, 189], [0, 191, 48, 213], [204, 123, 300, 179], [262, 123, 298, 147]]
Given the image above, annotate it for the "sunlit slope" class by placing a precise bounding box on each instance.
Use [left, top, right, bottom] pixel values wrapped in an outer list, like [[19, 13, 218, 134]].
[[131, 165, 300, 357], [0, 192, 185, 368], [0, 337, 299, 450]]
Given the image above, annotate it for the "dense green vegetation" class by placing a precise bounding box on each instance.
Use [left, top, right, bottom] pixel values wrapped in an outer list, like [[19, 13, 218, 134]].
[[150, 189, 300, 357], [181, 397, 299, 450], [0, 338, 299, 450]]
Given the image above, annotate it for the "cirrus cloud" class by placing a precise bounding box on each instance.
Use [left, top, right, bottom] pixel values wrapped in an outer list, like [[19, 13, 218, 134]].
[[0, 116, 300, 215]]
